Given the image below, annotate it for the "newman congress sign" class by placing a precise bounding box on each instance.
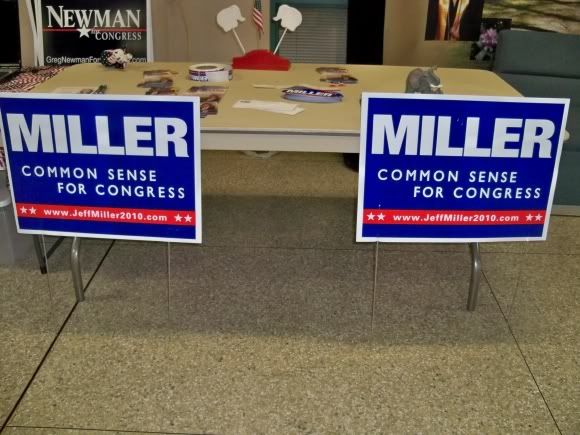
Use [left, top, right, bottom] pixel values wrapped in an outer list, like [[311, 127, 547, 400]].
[[0, 94, 201, 243], [38, 0, 152, 65], [357, 94, 569, 243]]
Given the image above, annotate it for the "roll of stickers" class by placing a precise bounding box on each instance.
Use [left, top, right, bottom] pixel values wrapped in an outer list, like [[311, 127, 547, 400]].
[[188, 63, 233, 82]]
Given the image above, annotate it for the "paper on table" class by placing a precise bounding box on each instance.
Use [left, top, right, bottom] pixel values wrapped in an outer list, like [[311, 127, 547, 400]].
[[233, 100, 304, 115]]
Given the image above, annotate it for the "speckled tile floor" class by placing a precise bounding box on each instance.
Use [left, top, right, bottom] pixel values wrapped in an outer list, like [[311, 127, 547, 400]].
[[0, 237, 112, 428], [1, 152, 579, 434]]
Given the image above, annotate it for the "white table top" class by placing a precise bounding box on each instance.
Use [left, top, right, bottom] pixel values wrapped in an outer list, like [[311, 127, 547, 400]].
[[30, 62, 521, 136]]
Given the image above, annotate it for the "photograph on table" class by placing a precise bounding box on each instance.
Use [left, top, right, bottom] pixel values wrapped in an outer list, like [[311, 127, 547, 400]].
[[425, 0, 485, 41], [199, 102, 219, 118], [143, 69, 178, 82], [316, 67, 358, 85], [138, 69, 177, 89], [146, 87, 179, 95], [183, 85, 227, 102], [184, 86, 228, 117], [316, 67, 348, 74]]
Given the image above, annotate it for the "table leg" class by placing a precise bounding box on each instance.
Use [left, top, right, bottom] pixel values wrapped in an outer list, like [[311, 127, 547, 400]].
[[71, 237, 84, 302], [467, 242, 482, 311], [33, 235, 47, 274]]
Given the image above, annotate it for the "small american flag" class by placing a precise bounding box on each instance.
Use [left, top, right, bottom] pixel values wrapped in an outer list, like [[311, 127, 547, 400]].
[[253, 0, 264, 35]]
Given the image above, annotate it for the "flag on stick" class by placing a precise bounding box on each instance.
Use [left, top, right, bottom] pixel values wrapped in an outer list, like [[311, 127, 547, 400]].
[[253, 0, 264, 37]]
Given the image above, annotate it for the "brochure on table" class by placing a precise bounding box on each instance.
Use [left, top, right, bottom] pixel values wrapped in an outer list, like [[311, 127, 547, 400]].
[[357, 93, 570, 243], [0, 94, 202, 243]]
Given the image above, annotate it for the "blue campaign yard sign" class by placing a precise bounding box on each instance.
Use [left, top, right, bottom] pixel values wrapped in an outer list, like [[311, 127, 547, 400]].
[[357, 94, 569, 243], [0, 94, 202, 243]]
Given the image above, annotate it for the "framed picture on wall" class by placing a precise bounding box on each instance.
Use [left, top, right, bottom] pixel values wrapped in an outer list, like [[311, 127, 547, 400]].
[[481, 0, 580, 34], [425, 0, 485, 41]]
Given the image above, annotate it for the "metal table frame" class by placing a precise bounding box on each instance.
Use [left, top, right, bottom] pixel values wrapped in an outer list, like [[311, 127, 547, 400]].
[[33, 235, 65, 274], [70, 236, 483, 311], [25, 63, 507, 310]]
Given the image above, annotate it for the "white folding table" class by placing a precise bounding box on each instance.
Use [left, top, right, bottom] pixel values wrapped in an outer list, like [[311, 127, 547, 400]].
[[29, 62, 523, 309]]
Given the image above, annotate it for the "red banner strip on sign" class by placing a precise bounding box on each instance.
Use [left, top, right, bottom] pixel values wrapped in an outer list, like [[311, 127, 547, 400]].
[[363, 210, 546, 226], [15, 203, 195, 227]]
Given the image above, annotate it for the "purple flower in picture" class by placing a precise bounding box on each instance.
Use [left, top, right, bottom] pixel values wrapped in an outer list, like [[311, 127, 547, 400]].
[[480, 28, 498, 49]]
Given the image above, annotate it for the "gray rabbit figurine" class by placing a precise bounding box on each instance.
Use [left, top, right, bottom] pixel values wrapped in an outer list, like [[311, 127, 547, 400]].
[[406, 67, 443, 94]]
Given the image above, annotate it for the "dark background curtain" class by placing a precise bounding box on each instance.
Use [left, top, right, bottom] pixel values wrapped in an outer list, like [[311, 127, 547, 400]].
[[346, 0, 386, 65], [344, 0, 386, 169], [0, 0, 21, 64]]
